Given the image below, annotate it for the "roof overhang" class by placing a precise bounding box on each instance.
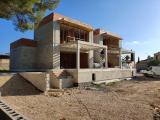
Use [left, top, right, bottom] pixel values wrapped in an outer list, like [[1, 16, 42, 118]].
[[102, 32, 122, 40], [60, 41, 107, 52], [58, 18, 93, 32]]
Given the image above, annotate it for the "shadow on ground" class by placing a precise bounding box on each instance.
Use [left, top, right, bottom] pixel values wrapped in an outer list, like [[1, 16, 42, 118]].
[[0, 74, 41, 96]]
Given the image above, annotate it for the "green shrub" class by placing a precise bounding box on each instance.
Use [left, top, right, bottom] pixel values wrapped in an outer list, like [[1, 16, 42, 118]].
[[148, 60, 160, 66]]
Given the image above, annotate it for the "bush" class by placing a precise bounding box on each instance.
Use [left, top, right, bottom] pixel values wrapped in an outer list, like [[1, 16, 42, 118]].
[[148, 60, 160, 66]]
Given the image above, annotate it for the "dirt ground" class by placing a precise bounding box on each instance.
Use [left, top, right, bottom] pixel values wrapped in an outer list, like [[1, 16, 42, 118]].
[[1, 74, 160, 120]]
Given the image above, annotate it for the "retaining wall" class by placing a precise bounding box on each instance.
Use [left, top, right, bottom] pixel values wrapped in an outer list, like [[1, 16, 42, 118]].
[[20, 72, 47, 91], [19, 68, 136, 90], [77, 68, 135, 83]]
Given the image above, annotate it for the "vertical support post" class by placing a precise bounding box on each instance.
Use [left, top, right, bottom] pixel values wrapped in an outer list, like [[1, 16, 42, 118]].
[[45, 73, 50, 91], [104, 48, 108, 68], [119, 49, 122, 68], [77, 41, 80, 69], [119, 40, 122, 68], [89, 31, 93, 43]]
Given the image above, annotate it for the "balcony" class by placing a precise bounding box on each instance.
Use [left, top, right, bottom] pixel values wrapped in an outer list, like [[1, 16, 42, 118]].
[[60, 23, 90, 44]]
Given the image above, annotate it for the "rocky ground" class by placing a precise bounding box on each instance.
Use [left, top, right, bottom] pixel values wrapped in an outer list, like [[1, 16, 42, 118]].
[[1, 74, 160, 120]]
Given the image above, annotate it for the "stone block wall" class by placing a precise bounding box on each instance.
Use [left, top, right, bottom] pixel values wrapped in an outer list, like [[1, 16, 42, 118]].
[[10, 46, 36, 71], [20, 72, 47, 91], [35, 21, 60, 70], [0, 59, 10, 70]]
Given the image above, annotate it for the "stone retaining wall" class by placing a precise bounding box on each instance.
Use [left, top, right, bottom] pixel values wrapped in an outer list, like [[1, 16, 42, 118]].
[[20, 72, 47, 91]]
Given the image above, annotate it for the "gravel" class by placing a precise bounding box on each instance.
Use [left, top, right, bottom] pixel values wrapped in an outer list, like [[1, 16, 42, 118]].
[[1, 74, 160, 120]]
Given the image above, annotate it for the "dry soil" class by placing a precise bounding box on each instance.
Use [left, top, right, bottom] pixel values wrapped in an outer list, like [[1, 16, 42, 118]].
[[1, 74, 160, 120]]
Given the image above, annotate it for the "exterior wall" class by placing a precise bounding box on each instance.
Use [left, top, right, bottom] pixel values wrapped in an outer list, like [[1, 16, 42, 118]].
[[151, 66, 160, 75], [11, 38, 37, 49], [0, 59, 10, 70], [136, 60, 149, 72], [10, 46, 36, 71], [94, 34, 103, 44], [35, 21, 54, 69], [35, 21, 60, 70], [66, 69, 78, 82], [20, 72, 47, 91], [154, 52, 160, 61], [108, 54, 120, 67], [94, 30, 121, 68], [76, 68, 135, 83]]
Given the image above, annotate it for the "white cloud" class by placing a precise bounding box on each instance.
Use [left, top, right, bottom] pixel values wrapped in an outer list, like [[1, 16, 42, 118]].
[[132, 41, 139, 44], [123, 40, 149, 46]]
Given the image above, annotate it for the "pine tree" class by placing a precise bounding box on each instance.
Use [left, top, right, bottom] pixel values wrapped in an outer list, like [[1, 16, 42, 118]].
[[0, 0, 60, 32], [138, 57, 140, 63]]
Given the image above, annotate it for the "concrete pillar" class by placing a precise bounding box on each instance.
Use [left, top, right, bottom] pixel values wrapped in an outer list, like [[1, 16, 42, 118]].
[[104, 48, 108, 68], [88, 50, 93, 68], [45, 73, 50, 91], [118, 48, 122, 68], [77, 41, 80, 69], [119, 40, 122, 68], [89, 31, 93, 43]]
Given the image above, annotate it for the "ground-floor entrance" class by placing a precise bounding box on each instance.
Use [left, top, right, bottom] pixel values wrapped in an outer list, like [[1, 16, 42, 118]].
[[60, 52, 88, 69]]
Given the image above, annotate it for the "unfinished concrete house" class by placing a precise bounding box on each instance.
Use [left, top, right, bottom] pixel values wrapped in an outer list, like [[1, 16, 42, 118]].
[[154, 52, 160, 61], [0, 54, 10, 71], [10, 13, 135, 91]]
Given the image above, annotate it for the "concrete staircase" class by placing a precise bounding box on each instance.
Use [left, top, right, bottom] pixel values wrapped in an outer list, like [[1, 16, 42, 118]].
[[53, 70, 72, 79]]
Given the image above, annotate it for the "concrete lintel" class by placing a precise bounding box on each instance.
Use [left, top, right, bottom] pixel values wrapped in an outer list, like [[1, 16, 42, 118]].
[[60, 41, 107, 52]]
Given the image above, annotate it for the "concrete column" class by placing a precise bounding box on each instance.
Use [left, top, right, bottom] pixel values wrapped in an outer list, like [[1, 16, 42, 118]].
[[88, 50, 93, 68], [119, 40, 122, 68], [104, 48, 108, 68], [45, 73, 50, 91], [89, 31, 93, 43], [77, 41, 80, 69], [119, 49, 122, 68]]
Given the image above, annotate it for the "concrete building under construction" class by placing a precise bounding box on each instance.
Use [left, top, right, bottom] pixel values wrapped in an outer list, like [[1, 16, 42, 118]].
[[10, 13, 135, 90]]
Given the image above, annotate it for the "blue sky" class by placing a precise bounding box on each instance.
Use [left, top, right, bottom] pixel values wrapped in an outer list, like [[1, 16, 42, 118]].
[[0, 0, 160, 61]]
